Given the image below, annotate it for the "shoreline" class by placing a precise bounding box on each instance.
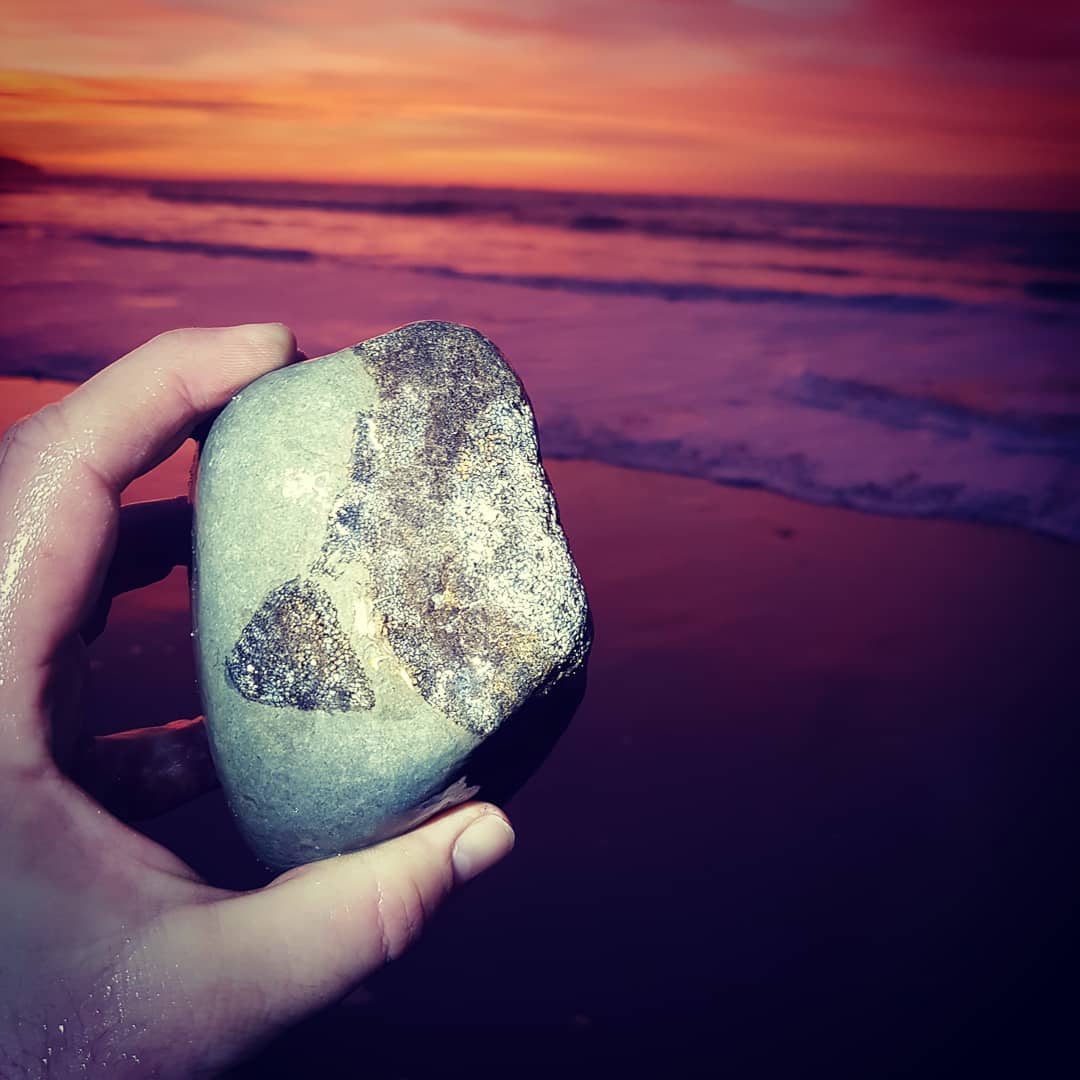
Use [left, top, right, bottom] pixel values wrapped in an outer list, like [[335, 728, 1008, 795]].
[[3, 374, 1074, 548]]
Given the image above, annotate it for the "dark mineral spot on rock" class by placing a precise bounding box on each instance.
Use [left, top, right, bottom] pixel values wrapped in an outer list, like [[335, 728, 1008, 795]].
[[329, 321, 587, 737], [226, 577, 375, 712]]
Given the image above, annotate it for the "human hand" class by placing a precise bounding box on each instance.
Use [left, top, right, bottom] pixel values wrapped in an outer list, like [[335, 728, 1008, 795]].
[[0, 325, 515, 1077]]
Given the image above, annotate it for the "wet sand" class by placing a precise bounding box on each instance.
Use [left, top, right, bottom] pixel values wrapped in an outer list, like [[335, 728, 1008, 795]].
[[3, 377, 1079, 1075]]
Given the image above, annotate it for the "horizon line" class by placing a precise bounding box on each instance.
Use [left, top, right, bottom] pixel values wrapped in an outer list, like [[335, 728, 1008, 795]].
[[10, 157, 1080, 218]]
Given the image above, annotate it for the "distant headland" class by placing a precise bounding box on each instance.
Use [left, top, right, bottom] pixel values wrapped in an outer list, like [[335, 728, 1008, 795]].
[[0, 156, 45, 181]]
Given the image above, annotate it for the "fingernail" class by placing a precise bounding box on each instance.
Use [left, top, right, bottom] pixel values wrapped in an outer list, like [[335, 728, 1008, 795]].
[[452, 813, 515, 885]]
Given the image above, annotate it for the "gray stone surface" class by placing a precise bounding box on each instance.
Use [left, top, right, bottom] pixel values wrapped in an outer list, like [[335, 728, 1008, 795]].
[[193, 321, 591, 868]]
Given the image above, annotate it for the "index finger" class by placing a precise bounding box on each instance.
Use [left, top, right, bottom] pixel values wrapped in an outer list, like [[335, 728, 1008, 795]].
[[0, 323, 297, 767]]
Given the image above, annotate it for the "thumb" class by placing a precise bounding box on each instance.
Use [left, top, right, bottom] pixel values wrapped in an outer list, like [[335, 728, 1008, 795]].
[[174, 802, 513, 1043]]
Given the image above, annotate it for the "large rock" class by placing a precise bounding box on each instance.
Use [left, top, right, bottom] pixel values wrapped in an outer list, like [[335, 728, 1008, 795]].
[[193, 321, 590, 868]]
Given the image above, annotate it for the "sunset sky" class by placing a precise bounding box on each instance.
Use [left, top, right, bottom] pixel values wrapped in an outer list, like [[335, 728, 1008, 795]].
[[2, 0, 1078, 208]]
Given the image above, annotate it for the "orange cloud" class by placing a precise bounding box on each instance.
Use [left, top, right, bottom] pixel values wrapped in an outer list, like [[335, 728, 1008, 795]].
[[0, 0, 1077, 207]]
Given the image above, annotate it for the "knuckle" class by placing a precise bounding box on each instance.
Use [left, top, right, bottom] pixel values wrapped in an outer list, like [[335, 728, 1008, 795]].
[[139, 329, 209, 411], [162, 362, 202, 415], [149, 326, 201, 351], [151, 324, 199, 345], [0, 403, 70, 469], [370, 871, 430, 964]]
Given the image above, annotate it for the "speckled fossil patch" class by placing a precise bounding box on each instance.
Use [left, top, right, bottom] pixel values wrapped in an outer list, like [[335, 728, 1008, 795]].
[[307, 321, 588, 737], [226, 577, 375, 711]]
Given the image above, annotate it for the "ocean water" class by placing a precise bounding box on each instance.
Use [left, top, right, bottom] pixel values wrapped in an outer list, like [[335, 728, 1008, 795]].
[[2, 174, 1079, 539]]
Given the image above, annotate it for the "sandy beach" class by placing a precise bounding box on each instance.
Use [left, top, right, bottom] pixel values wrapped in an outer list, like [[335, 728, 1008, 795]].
[[2, 375, 1078, 1074]]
